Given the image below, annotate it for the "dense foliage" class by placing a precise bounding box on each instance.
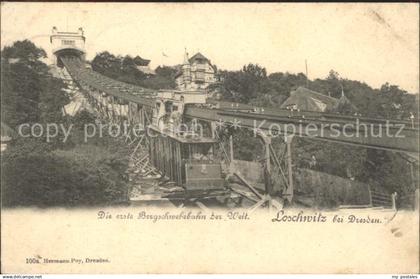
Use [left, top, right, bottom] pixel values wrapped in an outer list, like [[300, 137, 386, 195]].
[[2, 40, 417, 207], [91, 51, 177, 90], [1, 41, 130, 207], [213, 64, 418, 197], [213, 65, 417, 119], [1, 137, 128, 207], [1, 40, 70, 127]]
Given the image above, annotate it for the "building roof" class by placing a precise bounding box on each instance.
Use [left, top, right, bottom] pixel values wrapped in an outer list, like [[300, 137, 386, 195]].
[[280, 87, 339, 112], [188, 52, 209, 63], [175, 52, 217, 80], [133, 56, 151, 66]]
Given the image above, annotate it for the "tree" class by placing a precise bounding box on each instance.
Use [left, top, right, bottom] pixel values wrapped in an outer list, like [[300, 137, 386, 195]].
[[39, 74, 69, 123], [1, 41, 137, 208], [72, 109, 96, 130], [91, 51, 176, 89], [360, 149, 414, 195], [1, 40, 70, 128], [377, 83, 412, 119], [1, 40, 46, 62], [155, 65, 177, 79], [215, 64, 417, 199], [214, 64, 268, 103]]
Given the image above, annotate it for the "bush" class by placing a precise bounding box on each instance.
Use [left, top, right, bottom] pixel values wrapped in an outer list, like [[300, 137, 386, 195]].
[[1, 139, 129, 207], [295, 168, 371, 208]]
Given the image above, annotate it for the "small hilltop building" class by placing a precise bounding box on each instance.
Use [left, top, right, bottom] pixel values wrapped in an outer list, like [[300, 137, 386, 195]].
[[133, 55, 155, 76], [280, 86, 358, 114], [50, 26, 86, 67]]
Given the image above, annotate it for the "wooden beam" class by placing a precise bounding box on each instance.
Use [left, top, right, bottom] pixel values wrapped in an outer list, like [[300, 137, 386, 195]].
[[284, 135, 294, 203], [233, 172, 264, 200]]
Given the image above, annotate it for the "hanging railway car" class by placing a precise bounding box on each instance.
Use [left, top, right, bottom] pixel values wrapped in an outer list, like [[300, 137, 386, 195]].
[[148, 126, 226, 191], [148, 90, 226, 191]]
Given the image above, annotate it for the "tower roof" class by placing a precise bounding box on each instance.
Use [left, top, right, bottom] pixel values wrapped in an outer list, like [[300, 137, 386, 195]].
[[189, 52, 208, 63], [183, 48, 190, 65], [133, 56, 151, 66], [333, 93, 358, 113]]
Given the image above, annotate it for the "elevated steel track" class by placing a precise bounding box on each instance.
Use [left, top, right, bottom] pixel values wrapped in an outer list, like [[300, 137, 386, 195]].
[[184, 106, 419, 153], [60, 56, 419, 154]]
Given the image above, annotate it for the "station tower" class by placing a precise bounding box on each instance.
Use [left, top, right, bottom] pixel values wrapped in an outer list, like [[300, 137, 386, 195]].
[[50, 26, 86, 67]]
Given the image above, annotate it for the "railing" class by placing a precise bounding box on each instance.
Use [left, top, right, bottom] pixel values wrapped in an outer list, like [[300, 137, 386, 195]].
[[339, 186, 396, 210]]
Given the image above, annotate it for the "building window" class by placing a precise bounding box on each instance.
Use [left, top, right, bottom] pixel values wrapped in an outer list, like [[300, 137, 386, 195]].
[[61, 40, 75, 46], [195, 72, 205, 82]]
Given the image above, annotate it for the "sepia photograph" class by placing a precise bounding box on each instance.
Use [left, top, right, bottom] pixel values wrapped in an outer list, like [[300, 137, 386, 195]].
[[1, 2, 419, 275]]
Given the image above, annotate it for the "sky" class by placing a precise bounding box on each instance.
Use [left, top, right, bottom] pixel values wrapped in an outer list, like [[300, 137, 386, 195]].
[[1, 3, 419, 93]]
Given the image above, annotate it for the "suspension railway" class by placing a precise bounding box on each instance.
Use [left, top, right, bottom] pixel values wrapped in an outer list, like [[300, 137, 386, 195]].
[[51, 23, 418, 210]]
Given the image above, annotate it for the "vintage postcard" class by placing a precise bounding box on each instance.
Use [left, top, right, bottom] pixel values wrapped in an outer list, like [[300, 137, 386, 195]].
[[1, 2, 419, 275]]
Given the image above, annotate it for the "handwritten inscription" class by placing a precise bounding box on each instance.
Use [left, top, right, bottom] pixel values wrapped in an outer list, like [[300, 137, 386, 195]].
[[95, 209, 387, 224], [97, 210, 250, 222]]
